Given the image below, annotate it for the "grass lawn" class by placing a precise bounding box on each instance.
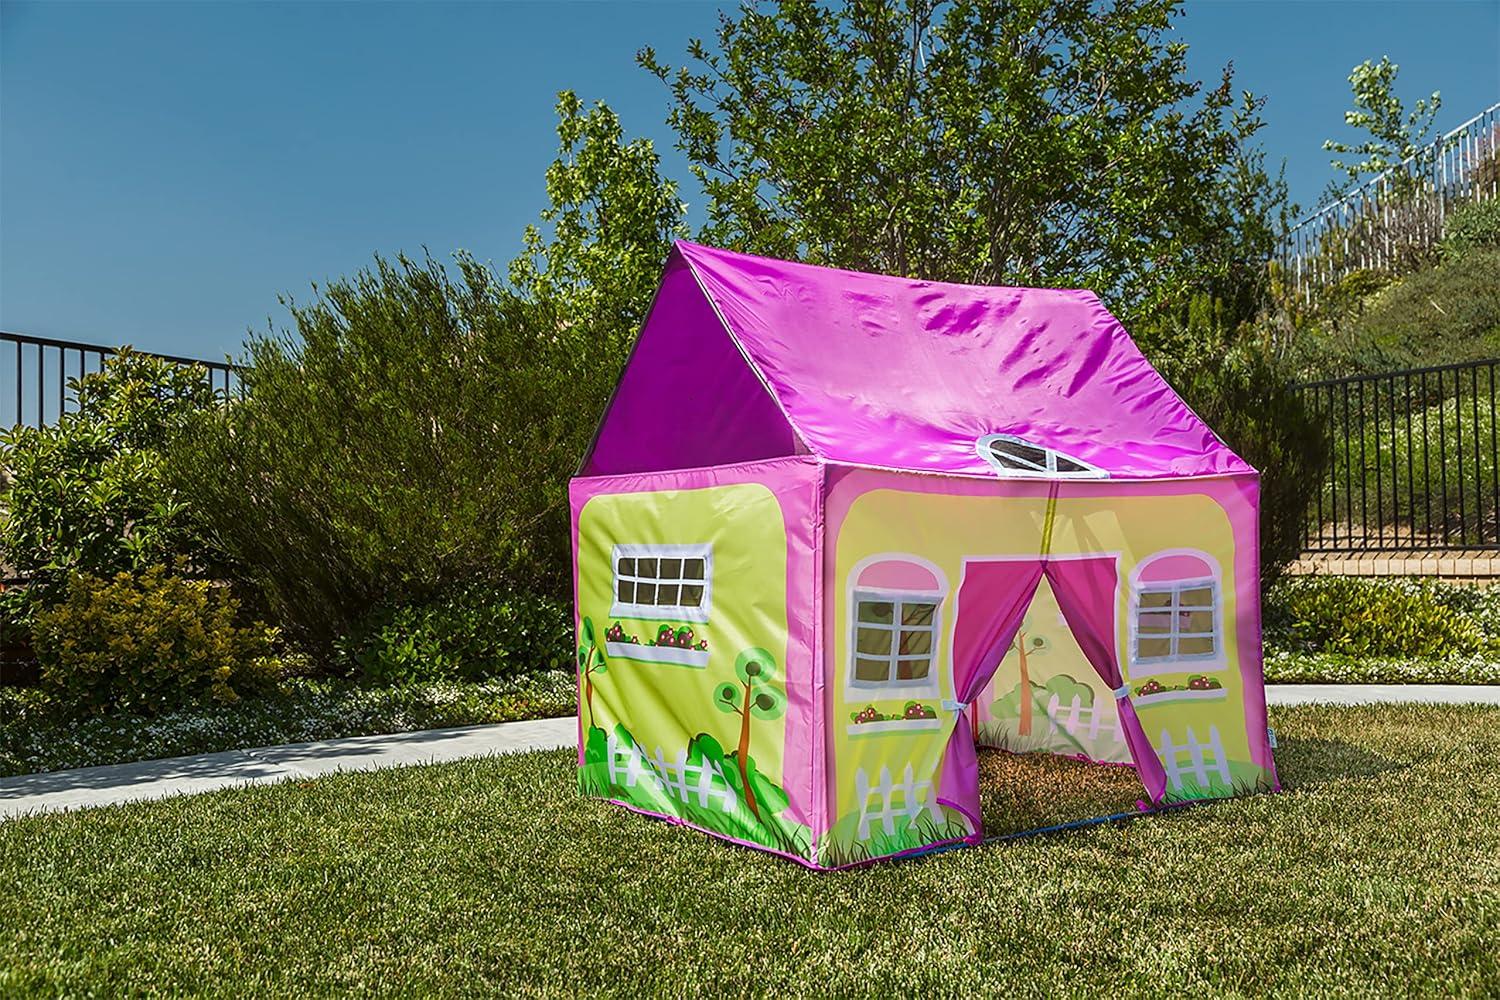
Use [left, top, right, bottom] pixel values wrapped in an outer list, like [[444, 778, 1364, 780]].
[[3, 704, 1497, 996]]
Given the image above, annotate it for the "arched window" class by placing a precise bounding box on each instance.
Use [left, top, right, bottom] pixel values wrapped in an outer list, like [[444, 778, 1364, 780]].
[[1129, 551, 1222, 673], [976, 433, 1107, 480], [847, 556, 948, 698]]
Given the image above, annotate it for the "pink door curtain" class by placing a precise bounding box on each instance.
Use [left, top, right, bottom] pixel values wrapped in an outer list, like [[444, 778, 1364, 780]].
[[1045, 555, 1169, 803], [937, 559, 1044, 830]]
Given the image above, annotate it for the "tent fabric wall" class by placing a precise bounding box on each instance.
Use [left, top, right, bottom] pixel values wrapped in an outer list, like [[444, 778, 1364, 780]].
[[571, 457, 825, 864], [817, 464, 1273, 865]]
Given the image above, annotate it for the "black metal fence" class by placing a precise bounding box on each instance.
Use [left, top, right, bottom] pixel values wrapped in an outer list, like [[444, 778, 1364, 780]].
[[1297, 357, 1500, 552], [1, 330, 240, 429]]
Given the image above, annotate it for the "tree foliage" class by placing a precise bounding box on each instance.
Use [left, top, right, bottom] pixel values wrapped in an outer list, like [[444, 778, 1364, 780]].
[[1154, 304, 1329, 583], [640, 0, 1281, 326], [1323, 56, 1442, 195], [509, 91, 687, 361]]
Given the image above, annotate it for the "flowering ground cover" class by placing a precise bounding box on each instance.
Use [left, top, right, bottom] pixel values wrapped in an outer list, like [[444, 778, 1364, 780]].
[[0, 671, 574, 778], [1, 704, 1494, 995]]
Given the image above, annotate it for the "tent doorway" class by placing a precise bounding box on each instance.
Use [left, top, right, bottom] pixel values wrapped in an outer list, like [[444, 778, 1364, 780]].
[[937, 555, 1168, 834], [971, 574, 1133, 765]]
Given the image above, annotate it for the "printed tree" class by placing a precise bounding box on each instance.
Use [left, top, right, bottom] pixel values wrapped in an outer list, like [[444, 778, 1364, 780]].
[[577, 617, 608, 729], [712, 646, 786, 821], [1009, 618, 1052, 736]]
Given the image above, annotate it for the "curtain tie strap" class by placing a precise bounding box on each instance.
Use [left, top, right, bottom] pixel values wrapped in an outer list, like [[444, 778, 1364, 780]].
[[1112, 684, 1131, 700], [941, 699, 969, 713]]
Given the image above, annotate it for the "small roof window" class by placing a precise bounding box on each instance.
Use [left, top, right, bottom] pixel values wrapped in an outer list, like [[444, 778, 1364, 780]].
[[976, 433, 1108, 479]]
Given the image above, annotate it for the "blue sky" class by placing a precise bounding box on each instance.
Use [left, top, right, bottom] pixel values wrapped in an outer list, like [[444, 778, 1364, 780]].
[[2, 0, 1497, 360]]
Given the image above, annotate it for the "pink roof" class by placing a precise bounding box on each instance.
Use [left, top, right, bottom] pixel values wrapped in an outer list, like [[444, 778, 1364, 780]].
[[580, 241, 1253, 481]]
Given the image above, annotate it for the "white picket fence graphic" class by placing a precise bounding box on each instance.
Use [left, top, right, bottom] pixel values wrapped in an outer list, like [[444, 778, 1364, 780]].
[[605, 732, 738, 813], [1045, 694, 1126, 746], [853, 764, 941, 839], [1158, 725, 1232, 792]]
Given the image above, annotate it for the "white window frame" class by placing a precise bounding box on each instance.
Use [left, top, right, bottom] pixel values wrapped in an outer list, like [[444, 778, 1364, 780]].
[[610, 543, 712, 623], [1128, 553, 1225, 676], [846, 587, 943, 698], [975, 433, 1108, 480]]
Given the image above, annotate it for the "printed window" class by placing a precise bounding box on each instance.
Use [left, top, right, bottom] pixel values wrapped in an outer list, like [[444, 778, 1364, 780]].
[[1131, 552, 1222, 670], [850, 592, 941, 693], [975, 433, 1107, 479], [611, 543, 711, 622]]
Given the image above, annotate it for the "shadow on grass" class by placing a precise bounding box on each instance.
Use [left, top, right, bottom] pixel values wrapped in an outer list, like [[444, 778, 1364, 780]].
[[1271, 733, 1408, 791], [964, 734, 1407, 854]]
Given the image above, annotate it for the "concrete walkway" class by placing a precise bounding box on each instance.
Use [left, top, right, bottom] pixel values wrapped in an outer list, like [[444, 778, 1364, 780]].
[[3, 685, 1498, 821], [0, 716, 575, 821], [1264, 683, 1500, 706]]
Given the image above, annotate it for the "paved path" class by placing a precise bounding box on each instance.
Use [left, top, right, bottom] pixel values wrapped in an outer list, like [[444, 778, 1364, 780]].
[[3, 685, 1498, 821], [1264, 683, 1500, 706], [0, 716, 575, 821]]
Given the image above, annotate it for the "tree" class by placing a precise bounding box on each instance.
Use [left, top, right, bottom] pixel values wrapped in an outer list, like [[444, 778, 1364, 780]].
[[1008, 619, 1052, 736], [1323, 56, 1442, 197], [1, 349, 218, 622], [712, 646, 787, 820], [640, 0, 1279, 327], [508, 91, 687, 364], [577, 616, 608, 728]]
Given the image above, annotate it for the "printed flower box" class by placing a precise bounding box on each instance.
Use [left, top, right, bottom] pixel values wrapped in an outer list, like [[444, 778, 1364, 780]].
[[1133, 687, 1228, 706], [846, 717, 946, 737], [1132, 674, 1227, 706], [605, 641, 710, 668], [847, 701, 943, 736]]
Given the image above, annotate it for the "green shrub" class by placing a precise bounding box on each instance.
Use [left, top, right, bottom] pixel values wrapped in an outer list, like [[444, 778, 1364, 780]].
[[168, 253, 613, 652], [1441, 198, 1500, 261], [1332, 249, 1500, 371], [1263, 576, 1500, 659], [1262, 650, 1500, 685], [340, 586, 571, 685], [33, 565, 279, 714], [0, 350, 219, 624], [1161, 328, 1329, 585]]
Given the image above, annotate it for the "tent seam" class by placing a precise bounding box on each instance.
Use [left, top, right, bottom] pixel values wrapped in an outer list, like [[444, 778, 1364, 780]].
[[571, 454, 820, 488]]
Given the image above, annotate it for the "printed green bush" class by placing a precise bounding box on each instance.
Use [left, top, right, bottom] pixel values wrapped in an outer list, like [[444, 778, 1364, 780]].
[[340, 585, 571, 685], [1263, 576, 1500, 659], [1441, 198, 1500, 261], [33, 565, 279, 714], [0, 349, 219, 625]]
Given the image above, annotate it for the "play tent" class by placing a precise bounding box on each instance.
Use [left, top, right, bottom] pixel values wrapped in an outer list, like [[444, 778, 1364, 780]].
[[570, 241, 1278, 868]]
